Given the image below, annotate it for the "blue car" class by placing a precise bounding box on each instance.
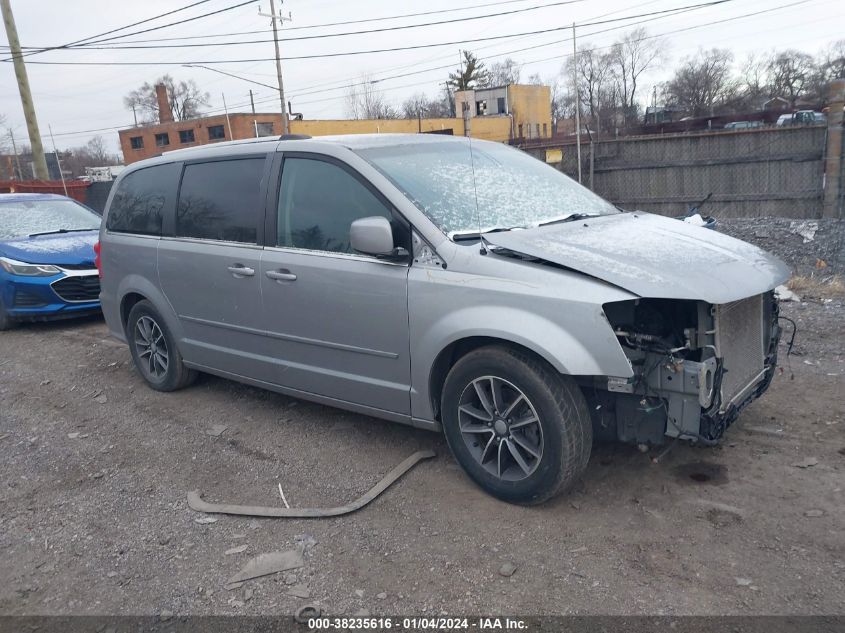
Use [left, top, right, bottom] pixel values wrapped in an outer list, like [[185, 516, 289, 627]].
[[0, 193, 102, 330]]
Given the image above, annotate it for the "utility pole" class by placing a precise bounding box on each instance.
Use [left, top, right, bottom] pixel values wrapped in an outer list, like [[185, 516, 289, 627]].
[[1, 0, 49, 180], [571, 22, 582, 184], [260, 0, 291, 135], [222, 93, 233, 139], [47, 125, 68, 197], [249, 89, 256, 114], [9, 128, 23, 180]]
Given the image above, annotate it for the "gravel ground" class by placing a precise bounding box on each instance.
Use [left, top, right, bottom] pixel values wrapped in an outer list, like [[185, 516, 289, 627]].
[[0, 302, 843, 617], [717, 218, 845, 275]]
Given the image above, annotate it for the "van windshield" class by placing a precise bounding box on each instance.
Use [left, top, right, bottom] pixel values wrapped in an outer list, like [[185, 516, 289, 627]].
[[355, 139, 618, 238]]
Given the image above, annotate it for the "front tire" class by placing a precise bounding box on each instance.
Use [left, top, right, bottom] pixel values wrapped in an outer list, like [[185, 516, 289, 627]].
[[441, 346, 592, 505], [127, 300, 196, 391]]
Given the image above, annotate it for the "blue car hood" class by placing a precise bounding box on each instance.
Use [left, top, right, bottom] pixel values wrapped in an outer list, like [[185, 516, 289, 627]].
[[0, 231, 98, 266]]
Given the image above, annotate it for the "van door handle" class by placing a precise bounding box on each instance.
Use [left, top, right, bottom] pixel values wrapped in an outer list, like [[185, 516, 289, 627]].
[[266, 269, 297, 282], [227, 264, 255, 277]]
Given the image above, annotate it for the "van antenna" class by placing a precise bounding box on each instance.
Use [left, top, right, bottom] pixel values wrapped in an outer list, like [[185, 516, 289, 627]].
[[467, 132, 487, 255]]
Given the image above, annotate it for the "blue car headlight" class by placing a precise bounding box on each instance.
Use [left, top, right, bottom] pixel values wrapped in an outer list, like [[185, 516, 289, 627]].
[[0, 257, 61, 277]]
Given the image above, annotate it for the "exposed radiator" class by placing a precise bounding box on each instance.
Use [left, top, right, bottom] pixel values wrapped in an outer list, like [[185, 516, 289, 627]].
[[714, 294, 766, 413]]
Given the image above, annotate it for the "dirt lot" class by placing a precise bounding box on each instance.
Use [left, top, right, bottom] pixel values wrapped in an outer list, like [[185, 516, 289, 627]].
[[1, 299, 843, 617]]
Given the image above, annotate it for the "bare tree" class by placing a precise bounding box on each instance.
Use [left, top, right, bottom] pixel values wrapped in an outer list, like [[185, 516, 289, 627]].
[[448, 51, 489, 90], [124, 74, 210, 123], [0, 114, 8, 154], [809, 39, 845, 104], [401, 92, 450, 119], [549, 80, 576, 130], [526, 73, 543, 86], [611, 28, 663, 123], [767, 50, 816, 106], [735, 52, 771, 109], [487, 58, 521, 86], [568, 44, 618, 133], [84, 136, 111, 164], [345, 76, 398, 119], [60, 136, 121, 177], [663, 48, 736, 117]]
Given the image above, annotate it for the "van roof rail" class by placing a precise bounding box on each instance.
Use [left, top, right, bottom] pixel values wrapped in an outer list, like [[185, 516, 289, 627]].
[[279, 134, 311, 140]]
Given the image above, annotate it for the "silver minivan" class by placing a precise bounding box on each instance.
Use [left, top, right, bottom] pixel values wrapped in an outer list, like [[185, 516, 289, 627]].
[[98, 134, 789, 504]]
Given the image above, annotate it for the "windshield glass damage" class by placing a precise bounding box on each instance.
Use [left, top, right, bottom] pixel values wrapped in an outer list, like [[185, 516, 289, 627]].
[[355, 139, 618, 238]]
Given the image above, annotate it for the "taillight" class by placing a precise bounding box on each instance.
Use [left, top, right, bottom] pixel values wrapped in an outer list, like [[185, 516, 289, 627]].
[[93, 241, 102, 278]]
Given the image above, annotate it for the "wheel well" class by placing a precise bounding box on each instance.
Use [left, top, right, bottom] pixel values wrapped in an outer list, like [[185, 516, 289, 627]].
[[428, 337, 555, 421], [120, 292, 146, 334]]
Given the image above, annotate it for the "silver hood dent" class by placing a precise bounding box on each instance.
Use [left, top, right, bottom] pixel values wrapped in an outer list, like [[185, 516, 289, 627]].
[[484, 212, 791, 304]]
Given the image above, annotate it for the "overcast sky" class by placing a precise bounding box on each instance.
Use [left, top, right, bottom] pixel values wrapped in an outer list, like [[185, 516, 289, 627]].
[[1, 0, 842, 156]]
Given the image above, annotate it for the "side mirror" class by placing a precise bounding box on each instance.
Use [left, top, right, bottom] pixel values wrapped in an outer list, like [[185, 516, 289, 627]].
[[350, 216, 404, 258]]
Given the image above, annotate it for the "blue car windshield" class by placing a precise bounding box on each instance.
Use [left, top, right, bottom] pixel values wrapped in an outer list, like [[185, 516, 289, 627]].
[[355, 139, 618, 237], [0, 199, 100, 240]]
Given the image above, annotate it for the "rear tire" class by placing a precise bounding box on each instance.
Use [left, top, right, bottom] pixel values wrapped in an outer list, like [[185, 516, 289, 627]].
[[0, 299, 16, 331], [126, 300, 196, 391], [441, 345, 592, 505]]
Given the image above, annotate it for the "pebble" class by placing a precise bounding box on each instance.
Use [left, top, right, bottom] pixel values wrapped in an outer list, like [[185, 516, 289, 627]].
[[804, 509, 825, 517], [287, 584, 311, 599], [94, 394, 108, 404], [377, 592, 387, 600], [499, 562, 517, 577], [225, 545, 248, 555], [354, 589, 365, 598], [284, 573, 298, 585], [735, 577, 753, 586], [194, 516, 218, 525]]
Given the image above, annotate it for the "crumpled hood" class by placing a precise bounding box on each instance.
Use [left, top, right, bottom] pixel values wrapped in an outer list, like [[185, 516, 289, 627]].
[[0, 231, 98, 266], [485, 212, 791, 304]]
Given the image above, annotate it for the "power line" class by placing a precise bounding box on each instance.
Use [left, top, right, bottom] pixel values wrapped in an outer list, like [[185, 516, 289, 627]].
[[4, 0, 737, 66], [11, 0, 546, 49], [231, 0, 818, 109], [38, 0, 819, 139], [4, 0, 261, 63], [1, 0, 215, 62], [0, 1, 548, 58], [12, 0, 592, 51], [281, 3, 705, 100]]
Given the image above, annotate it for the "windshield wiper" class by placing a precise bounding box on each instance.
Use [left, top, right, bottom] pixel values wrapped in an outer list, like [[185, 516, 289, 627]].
[[451, 227, 513, 241], [28, 228, 97, 238], [536, 213, 598, 227]]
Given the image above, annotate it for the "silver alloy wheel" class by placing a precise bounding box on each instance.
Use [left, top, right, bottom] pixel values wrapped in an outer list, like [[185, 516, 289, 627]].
[[457, 375, 544, 481], [134, 315, 169, 380]]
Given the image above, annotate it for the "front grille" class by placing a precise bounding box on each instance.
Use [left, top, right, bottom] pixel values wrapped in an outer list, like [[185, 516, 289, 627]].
[[51, 275, 100, 302], [714, 294, 766, 412], [14, 290, 47, 307], [59, 263, 96, 271]]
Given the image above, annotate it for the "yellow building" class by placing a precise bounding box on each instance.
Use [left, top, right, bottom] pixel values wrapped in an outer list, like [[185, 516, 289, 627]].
[[455, 84, 553, 140]]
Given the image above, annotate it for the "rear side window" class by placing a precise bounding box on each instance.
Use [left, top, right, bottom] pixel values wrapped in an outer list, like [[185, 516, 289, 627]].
[[106, 164, 179, 235], [176, 158, 265, 244]]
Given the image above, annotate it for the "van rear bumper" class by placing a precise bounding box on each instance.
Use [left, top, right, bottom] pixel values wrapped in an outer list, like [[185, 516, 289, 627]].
[[99, 290, 127, 343]]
